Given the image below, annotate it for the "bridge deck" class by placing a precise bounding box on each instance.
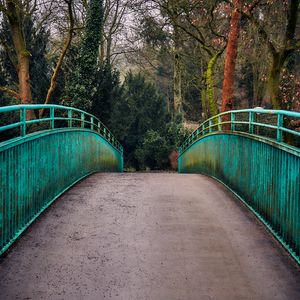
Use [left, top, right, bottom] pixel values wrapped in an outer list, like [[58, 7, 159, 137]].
[[0, 173, 299, 300]]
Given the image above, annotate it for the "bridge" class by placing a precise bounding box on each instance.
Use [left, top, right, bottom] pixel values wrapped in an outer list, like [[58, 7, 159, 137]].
[[0, 105, 299, 299]]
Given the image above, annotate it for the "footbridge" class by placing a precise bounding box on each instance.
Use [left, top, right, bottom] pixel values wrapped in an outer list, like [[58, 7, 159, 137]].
[[0, 105, 299, 300]]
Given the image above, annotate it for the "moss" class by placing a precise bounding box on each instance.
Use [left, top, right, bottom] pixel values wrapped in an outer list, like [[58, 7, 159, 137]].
[[206, 52, 221, 117]]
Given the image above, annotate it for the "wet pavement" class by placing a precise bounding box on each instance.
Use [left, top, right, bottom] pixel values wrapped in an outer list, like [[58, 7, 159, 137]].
[[0, 173, 299, 300]]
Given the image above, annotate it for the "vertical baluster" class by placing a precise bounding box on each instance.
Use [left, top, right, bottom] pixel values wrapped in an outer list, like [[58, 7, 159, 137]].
[[68, 110, 72, 128], [218, 115, 222, 131], [209, 120, 212, 133], [20, 108, 26, 137], [90, 117, 94, 130], [50, 107, 55, 129], [277, 114, 283, 142], [81, 113, 85, 128], [231, 112, 235, 131], [249, 111, 254, 134]]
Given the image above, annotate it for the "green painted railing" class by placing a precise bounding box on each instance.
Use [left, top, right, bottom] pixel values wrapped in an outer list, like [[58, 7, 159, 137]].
[[178, 109, 300, 264], [0, 104, 123, 255]]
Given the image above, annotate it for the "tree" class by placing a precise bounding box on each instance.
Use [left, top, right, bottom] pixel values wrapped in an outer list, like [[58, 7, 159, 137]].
[[0, 0, 78, 119], [135, 130, 170, 169], [221, 0, 242, 113], [110, 72, 168, 169], [64, 0, 104, 111], [0, 0, 34, 118], [158, 0, 228, 118], [41, 0, 75, 116], [243, 0, 300, 109], [100, 0, 131, 64], [90, 63, 123, 126], [0, 15, 50, 104]]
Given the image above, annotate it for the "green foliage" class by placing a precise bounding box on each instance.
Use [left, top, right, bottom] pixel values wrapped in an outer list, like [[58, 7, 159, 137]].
[[64, 0, 104, 110], [110, 72, 188, 170], [140, 16, 170, 48], [164, 113, 189, 149], [135, 130, 169, 169], [0, 15, 50, 103], [110, 72, 167, 169], [91, 63, 122, 126]]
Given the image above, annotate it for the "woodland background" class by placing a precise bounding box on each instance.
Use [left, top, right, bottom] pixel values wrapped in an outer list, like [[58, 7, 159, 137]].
[[0, 0, 300, 169]]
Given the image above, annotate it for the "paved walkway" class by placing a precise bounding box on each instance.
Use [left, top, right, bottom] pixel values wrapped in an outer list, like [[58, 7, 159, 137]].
[[0, 173, 300, 300]]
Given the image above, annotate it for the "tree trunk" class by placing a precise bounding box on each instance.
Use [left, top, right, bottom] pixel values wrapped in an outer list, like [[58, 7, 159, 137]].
[[40, 0, 74, 118], [201, 73, 208, 120], [106, 36, 112, 65], [173, 26, 182, 114], [263, 0, 299, 110], [7, 0, 34, 120], [221, 0, 242, 113], [265, 54, 283, 109], [173, 51, 182, 113], [206, 52, 221, 117]]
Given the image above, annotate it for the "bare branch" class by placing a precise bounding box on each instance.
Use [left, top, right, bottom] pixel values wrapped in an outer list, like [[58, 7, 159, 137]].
[[40, 0, 75, 117], [0, 86, 19, 99]]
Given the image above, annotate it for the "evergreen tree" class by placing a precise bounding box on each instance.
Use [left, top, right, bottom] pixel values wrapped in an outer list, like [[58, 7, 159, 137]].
[[0, 15, 50, 103], [110, 72, 168, 169], [91, 63, 122, 127], [64, 0, 104, 111]]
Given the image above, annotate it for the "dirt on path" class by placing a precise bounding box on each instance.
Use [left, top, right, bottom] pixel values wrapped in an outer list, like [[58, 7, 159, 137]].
[[0, 173, 299, 300]]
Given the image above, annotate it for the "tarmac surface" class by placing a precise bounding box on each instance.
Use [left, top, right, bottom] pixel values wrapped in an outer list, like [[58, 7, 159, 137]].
[[0, 173, 300, 300]]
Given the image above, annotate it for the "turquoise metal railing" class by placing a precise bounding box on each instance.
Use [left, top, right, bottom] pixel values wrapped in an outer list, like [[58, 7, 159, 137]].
[[0, 104, 123, 152], [178, 109, 300, 264], [0, 104, 123, 255], [179, 109, 300, 155]]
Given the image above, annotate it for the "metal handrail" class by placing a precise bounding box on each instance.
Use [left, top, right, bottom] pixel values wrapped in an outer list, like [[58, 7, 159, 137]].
[[0, 104, 123, 153], [179, 109, 300, 155]]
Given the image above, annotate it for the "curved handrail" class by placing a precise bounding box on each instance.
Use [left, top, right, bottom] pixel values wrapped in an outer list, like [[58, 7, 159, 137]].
[[179, 109, 300, 155], [0, 104, 123, 153]]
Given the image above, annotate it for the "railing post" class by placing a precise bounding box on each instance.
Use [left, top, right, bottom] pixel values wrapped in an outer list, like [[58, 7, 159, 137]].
[[90, 117, 94, 130], [277, 113, 283, 143], [249, 111, 254, 134], [218, 115, 222, 131], [50, 107, 55, 129], [98, 122, 101, 133], [231, 112, 235, 131], [81, 113, 85, 128], [68, 110, 72, 128], [209, 120, 212, 133], [20, 108, 26, 137], [103, 127, 106, 138]]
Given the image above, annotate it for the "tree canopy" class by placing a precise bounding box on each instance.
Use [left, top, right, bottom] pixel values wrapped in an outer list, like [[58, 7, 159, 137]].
[[1, 0, 299, 168]]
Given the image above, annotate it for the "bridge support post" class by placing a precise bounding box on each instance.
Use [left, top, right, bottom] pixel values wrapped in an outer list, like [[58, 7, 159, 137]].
[[277, 114, 283, 142], [20, 108, 26, 137], [68, 110, 72, 128], [231, 113, 235, 131], [209, 120, 212, 133], [50, 107, 55, 129], [90, 117, 94, 130], [249, 112, 254, 134], [81, 113, 85, 128]]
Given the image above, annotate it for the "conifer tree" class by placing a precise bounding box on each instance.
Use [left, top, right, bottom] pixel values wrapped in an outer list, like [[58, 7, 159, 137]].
[[64, 0, 104, 110]]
